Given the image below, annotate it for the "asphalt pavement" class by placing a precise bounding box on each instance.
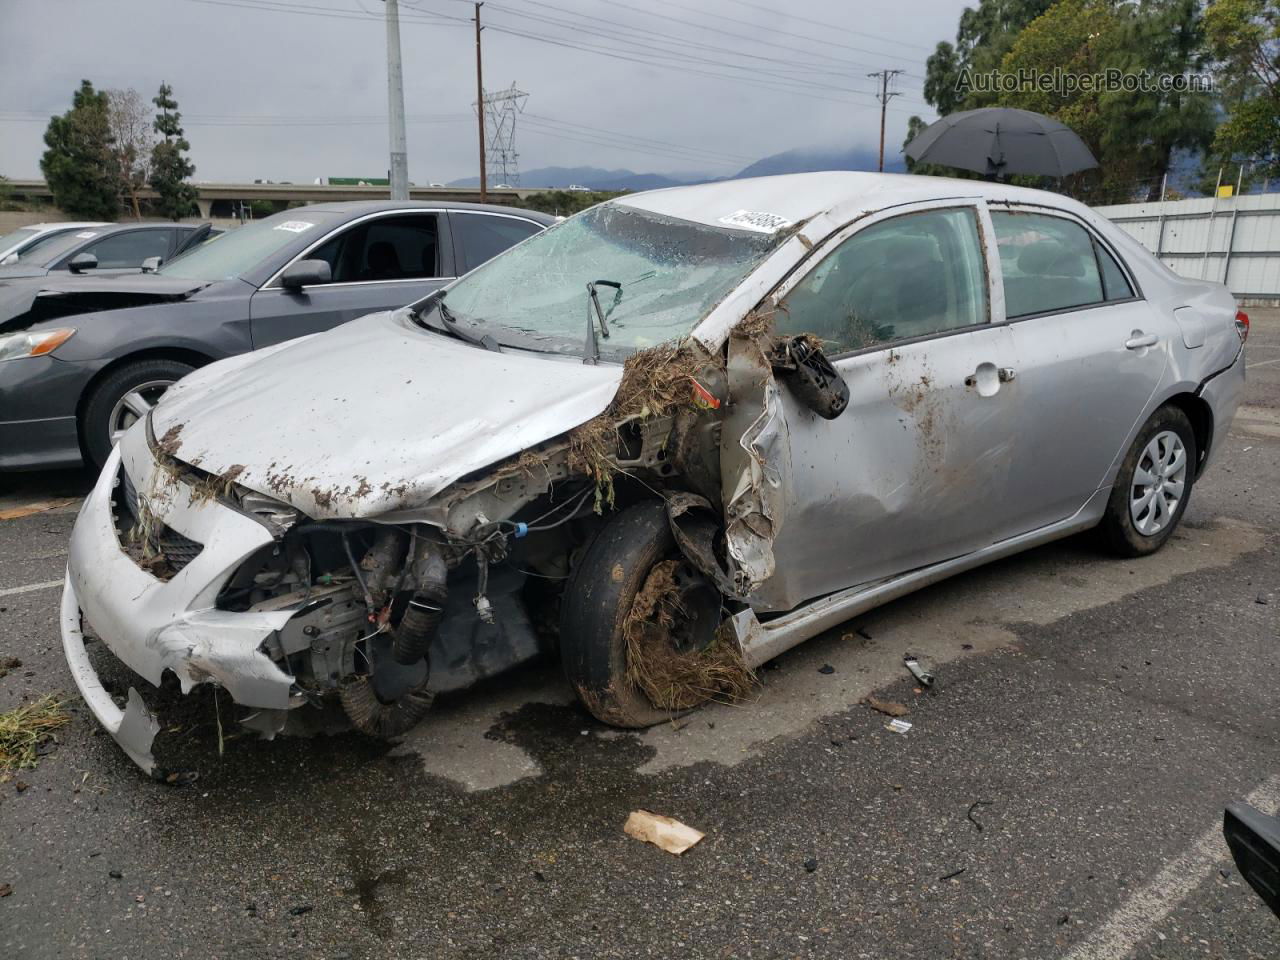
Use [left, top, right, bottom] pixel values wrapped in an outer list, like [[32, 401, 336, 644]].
[[1, 311, 1278, 960]]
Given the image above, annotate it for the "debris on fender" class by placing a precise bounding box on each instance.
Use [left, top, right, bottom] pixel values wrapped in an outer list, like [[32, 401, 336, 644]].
[[903, 654, 935, 688], [866, 696, 909, 717], [885, 718, 913, 734], [624, 810, 705, 855]]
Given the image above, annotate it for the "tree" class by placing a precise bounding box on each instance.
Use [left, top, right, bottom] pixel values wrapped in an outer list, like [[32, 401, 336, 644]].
[[149, 83, 198, 221], [1204, 0, 1280, 175], [922, 0, 1056, 115], [39, 80, 117, 220], [106, 88, 155, 219], [1100, 0, 1216, 199]]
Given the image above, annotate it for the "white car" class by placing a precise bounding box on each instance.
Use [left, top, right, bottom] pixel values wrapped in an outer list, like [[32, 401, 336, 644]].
[[0, 221, 109, 265], [60, 173, 1248, 775]]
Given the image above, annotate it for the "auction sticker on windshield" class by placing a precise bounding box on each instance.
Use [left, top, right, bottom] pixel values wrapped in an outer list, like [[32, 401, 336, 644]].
[[718, 209, 792, 233], [273, 221, 316, 234]]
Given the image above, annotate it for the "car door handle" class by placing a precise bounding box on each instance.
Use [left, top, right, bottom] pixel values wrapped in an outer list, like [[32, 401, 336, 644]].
[[964, 366, 1015, 387], [1125, 331, 1158, 350]]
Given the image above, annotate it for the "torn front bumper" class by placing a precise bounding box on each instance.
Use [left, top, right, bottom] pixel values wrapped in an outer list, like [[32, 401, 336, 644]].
[[60, 428, 301, 775]]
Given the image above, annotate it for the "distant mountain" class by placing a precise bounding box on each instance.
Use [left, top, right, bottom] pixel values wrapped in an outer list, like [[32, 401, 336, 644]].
[[448, 146, 906, 194], [447, 166, 711, 191], [733, 144, 906, 179]]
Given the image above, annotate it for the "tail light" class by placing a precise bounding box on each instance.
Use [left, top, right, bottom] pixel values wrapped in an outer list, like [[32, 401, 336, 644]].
[[1236, 309, 1250, 341]]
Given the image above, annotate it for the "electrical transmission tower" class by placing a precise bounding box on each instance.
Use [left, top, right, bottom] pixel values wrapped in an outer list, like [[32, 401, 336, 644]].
[[479, 83, 527, 186]]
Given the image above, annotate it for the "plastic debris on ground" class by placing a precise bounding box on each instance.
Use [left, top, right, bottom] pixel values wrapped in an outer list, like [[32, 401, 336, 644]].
[[885, 718, 913, 734], [903, 653, 935, 688], [624, 810, 705, 855]]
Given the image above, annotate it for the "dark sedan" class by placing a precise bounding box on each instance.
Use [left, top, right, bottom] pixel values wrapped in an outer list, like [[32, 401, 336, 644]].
[[0, 200, 553, 471], [0, 221, 212, 280]]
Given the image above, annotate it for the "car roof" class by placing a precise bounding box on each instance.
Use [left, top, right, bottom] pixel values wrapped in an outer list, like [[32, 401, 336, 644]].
[[293, 199, 555, 224], [20, 221, 111, 231], [65, 221, 200, 235], [614, 171, 1091, 230]]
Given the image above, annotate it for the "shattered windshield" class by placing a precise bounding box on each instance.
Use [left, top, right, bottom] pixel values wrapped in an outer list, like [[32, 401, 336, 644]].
[[158, 211, 340, 282], [433, 203, 785, 357]]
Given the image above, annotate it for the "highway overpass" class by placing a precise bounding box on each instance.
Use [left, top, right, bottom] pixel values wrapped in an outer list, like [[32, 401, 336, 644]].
[[3, 179, 547, 218]]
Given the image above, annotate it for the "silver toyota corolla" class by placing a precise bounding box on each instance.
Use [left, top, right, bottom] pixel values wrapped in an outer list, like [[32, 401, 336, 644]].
[[60, 172, 1249, 775]]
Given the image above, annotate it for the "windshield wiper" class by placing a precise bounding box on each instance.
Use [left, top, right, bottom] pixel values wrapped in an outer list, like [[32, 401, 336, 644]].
[[583, 280, 622, 366], [420, 294, 500, 352]]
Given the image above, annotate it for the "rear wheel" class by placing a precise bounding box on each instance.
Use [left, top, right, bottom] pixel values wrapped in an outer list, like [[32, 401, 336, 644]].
[[1098, 404, 1197, 557], [82, 358, 195, 469]]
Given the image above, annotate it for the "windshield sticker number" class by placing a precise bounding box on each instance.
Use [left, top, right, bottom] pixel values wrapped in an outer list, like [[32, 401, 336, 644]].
[[273, 220, 316, 234], [718, 210, 792, 234], [74, 231, 98, 239]]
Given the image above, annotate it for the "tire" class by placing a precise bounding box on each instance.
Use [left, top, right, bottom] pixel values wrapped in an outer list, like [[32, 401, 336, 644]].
[[561, 500, 717, 728], [1098, 404, 1197, 557], [81, 358, 195, 469]]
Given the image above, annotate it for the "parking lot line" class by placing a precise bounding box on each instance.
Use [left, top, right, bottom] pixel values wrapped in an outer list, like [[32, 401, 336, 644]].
[[1246, 356, 1280, 368], [1063, 774, 1280, 960], [0, 578, 63, 598]]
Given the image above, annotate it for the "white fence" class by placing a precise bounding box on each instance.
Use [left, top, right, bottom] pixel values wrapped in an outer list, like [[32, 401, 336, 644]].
[[1095, 193, 1280, 302]]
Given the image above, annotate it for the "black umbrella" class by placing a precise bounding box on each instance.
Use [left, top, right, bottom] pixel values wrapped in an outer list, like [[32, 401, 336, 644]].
[[904, 107, 1098, 178]]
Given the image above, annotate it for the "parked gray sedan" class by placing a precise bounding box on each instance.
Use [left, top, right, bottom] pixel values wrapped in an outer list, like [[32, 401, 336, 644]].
[[0, 200, 553, 470], [0, 221, 212, 279]]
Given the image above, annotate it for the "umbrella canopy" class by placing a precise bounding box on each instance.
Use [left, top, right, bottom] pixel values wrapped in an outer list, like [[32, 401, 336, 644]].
[[904, 107, 1098, 178]]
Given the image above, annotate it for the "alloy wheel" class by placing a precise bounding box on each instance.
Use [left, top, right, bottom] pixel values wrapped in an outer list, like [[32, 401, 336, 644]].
[[108, 379, 174, 445], [1130, 429, 1187, 536]]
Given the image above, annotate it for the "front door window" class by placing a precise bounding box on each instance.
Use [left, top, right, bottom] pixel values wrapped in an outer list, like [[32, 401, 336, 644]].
[[774, 207, 989, 353]]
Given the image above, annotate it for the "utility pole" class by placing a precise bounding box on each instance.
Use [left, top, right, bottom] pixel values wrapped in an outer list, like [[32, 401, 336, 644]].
[[384, 0, 409, 201], [474, 2, 486, 202], [868, 68, 903, 173]]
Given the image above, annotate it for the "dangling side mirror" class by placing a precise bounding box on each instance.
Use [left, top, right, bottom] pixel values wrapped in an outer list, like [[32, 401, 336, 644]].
[[770, 336, 849, 420]]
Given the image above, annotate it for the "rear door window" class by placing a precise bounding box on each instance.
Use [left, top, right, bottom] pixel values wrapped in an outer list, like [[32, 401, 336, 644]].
[[451, 213, 542, 273], [774, 206, 989, 354], [991, 211, 1105, 318]]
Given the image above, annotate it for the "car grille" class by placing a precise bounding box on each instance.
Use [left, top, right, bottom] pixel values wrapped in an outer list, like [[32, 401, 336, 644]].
[[113, 466, 204, 576]]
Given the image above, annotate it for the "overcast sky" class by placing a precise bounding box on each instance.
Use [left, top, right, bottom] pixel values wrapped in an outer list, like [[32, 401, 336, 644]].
[[1, 0, 966, 184]]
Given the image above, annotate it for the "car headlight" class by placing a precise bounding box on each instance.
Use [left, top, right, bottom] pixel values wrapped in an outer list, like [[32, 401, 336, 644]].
[[0, 328, 76, 362]]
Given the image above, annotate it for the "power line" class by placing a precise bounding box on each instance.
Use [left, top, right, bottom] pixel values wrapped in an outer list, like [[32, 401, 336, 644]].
[[184, 0, 467, 25], [715, 0, 936, 55], [495, 0, 913, 79], [522, 114, 753, 164], [520, 118, 745, 169], [589, 0, 925, 78], [479, 1, 909, 100], [477, 19, 927, 113]]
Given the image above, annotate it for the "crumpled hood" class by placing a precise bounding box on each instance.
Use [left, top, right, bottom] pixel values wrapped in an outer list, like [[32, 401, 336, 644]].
[[151, 311, 624, 519], [0, 274, 206, 331]]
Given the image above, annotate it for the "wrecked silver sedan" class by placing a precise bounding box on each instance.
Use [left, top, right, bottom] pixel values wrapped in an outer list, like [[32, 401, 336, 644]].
[[61, 172, 1249, 774]]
